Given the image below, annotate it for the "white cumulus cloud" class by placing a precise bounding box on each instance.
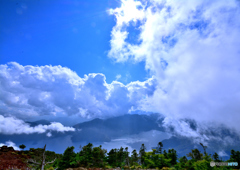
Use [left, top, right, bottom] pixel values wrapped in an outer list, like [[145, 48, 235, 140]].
[[0, 62, 157, 120], [108, 0, 240, 132]]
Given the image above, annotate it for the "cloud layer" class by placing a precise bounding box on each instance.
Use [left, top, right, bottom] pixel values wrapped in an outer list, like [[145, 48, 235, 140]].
[[0, 62, 157, 120], [108, 0, 240, 130], [0, 115, 75, 135], [162, 117, 240, 147]]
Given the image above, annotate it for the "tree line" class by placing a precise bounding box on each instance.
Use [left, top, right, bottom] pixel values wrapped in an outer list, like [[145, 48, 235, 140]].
[[17, 142, 240, 169], [49, 142, 239, 170]]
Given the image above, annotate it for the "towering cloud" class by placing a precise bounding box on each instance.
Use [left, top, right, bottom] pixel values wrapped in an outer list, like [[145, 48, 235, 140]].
[[108, 0, 240, 131], [0, 62, 156, 120]]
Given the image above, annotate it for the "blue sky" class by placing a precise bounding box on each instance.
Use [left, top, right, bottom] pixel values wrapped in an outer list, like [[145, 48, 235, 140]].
[[0, 0, 148, 84], [0, 0, 240, 153]]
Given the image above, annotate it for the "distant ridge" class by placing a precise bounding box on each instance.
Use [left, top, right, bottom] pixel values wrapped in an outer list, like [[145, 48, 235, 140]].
[[26, 119, 51, 127], [71, 113, 164, 143]]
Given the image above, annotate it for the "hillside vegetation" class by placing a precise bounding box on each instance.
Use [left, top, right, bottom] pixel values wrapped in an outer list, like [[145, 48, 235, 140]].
[[1, 142, 239, 170]]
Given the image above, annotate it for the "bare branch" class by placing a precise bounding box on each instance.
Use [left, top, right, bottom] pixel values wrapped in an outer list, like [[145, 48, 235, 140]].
[[45, 158, 56, 165], [41, 144, 47, 170], [28, 159, 41, 165]]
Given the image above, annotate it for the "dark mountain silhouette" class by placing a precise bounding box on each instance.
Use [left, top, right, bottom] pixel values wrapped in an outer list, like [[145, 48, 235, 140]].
[[71, 114, 164, 143], [74, 114, 163, 132], [26, 119, 51, 127]]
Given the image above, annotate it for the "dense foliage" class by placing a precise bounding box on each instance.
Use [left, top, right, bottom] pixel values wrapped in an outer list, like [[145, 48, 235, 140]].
[[51, 142, 239, 170], [17, 143, 240, 170]]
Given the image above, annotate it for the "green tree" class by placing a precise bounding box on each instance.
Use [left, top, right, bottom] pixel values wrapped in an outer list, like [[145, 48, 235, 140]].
[[156, 153, 171, 169], [130, 149, 139, 166], [167, 149, 177, 166], [184, 159, 195, 170], [92, 145, 107, 168], [229, 149, 240, 168], [157, 142, 163, 154], [213, 152, 220, 162], [58, 146, 76, 170], [139, 144, 146, 165], [175, 156, 188, 169], [19, 144, 26, 150], [193, 160, 212, 170], [179, 156, 188, 164], [124, 147, 129, 166], [107, 148, 117, 167], [230, 149, 240, 161], [187, 148, 203, 161], [117, 147, 124, 166], [143, 151, 156, 169], [76, 143, 94, 167], [163, 150, 168, 158], [142, 149, 172, 169]]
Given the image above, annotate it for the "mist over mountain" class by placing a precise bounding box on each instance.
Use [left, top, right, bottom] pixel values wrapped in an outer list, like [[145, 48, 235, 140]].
[[72, 113, 164, 142], [1, 113, 239, 160]]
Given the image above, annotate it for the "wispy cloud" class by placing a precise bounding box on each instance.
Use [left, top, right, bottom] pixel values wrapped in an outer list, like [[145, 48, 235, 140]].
[[102, 130, 171, 153], [108, 0, 240, 131], [115, 74, 122, 81], [161, 117, 240, 149]]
